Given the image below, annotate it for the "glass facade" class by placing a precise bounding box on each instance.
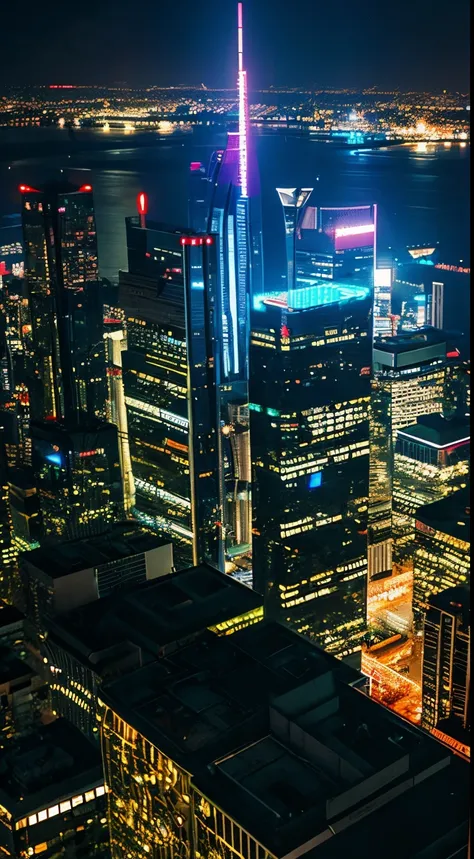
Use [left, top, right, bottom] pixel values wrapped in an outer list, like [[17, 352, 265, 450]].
[[30, 419, 123, 542], [421, 588, 470, 736], [413, 493, 470, 626], [250, 283, 373, 661], [119, 219, 222, 569]]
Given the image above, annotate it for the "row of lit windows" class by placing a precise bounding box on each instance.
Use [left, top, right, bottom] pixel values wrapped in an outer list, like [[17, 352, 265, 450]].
[[15, 785, 106, 829]]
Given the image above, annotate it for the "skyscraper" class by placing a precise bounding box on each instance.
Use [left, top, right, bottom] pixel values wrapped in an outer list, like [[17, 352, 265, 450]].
[[413, 489, 470, 626], [30, 418, 123, 543], [187, 3, 263, 560], [118, 215, 222, 569], [368, 327, 452, 576], [421, 586, 470, 752], [20, 182, 106, 423], [276, 187, 313, 295], [250, 279, 372, 663]]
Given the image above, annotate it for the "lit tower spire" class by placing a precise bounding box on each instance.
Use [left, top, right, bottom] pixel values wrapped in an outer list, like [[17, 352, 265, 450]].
[[237, 1, 248, 196]]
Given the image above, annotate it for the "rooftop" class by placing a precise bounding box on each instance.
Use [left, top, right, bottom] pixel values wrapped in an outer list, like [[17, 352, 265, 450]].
[[21, 521, 171, 578], [47, 563, 263, 672], [426, 585, 470, 628], [0, 718, 103, 819], [101, 619, 452, 857], [416, 487, 471, 544], [375, 327, 447, 354], [0, 600, 24, 631], [397, 413, 470, 449]]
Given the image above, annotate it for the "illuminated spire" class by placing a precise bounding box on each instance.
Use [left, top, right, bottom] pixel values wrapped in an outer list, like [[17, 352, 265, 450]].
[[237, 1, 248, 196]]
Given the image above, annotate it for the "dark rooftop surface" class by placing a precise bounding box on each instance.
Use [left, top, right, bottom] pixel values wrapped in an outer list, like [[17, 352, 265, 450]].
[[426, 585, 470, 628], [48, 563, 263, 670], [311, 754, 469, 859], [416, 488, 471, 543], [21, 521, 171, 578], [398, 413, 470, 448], [0, 600, 24, 629], [0, 718, 103, 818], [0, 646, 33, 687], [101, 620, 452, 856], [375, 327, 446, 354]]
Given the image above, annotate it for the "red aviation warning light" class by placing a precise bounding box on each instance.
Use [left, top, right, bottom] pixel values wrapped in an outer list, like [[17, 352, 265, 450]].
[[79, 184, 92, 192], [137, 192, 148, 228], [19, 184, 40, 193], [180, 236, 214, 247]]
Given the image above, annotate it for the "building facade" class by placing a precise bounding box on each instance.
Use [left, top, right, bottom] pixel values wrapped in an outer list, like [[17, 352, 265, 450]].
[[421, 586, 470, 748], [251, 280, 372, 662], [118, 218, 222, 569]]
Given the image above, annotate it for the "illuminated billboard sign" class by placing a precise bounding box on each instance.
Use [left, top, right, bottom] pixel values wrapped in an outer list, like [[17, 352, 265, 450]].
[[334, 223, 375, 251]]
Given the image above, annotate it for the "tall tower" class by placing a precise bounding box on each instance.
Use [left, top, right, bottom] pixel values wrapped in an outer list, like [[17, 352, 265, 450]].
[[276, 188, 313, 295], [193, 1, 263, 560]]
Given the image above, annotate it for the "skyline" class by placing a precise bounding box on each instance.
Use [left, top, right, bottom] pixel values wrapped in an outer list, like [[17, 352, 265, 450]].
[[1, 0, 470, 92]]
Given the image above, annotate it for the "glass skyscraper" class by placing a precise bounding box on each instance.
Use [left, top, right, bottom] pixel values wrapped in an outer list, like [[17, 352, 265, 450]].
[[250, 281, 373, 663], [118, 216, 222, 569]]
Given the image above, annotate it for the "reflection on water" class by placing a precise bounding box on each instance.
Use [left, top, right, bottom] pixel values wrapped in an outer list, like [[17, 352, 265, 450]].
[[0, 128, 469, 282]]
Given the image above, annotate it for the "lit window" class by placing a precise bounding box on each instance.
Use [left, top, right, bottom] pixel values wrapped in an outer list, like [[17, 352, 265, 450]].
[[28, 815, 38, 826], [48, 806, 59, 818], [84, 790, 95, 803], [72, 795, 83, 807], [37, 810, 48, 822], [60, 801, 71, 813], [95, 785, 105, 797]]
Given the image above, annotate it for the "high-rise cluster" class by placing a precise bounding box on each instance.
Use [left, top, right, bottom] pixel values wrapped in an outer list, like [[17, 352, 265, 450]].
[[0, 2, 470, 857]]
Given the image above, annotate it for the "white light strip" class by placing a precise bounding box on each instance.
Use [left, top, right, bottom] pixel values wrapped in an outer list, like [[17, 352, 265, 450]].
[[335, 224, 375, 238], [237, 2, 248, 196], [398, 431, 470, 450]]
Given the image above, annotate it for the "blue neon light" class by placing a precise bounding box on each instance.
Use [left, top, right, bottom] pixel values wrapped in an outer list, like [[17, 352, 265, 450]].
[[309, 471, 322, 488], [46, 453, 62, 466]]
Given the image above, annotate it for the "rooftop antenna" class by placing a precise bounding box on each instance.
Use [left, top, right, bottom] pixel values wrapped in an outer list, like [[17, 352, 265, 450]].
[[237, 2, 248, 197]]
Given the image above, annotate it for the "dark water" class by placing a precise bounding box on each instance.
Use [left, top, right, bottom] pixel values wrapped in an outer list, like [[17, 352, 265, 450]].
[[0, 127, 469, 283]]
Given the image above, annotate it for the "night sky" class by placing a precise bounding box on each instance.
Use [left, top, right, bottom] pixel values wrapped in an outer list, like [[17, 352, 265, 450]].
[[1, 0, 470, 91]]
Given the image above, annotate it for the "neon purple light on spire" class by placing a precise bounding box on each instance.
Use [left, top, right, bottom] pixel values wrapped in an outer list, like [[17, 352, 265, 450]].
[[237, 1, 248, 196]]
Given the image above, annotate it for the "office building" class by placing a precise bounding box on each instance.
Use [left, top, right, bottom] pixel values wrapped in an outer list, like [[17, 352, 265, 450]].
[[119, 216, 222, 569], [7, 468, 42, 550], [187, 6, 262, 559], [43, 564, 263, 739], [373, 266, 393, 337], [393, 414, 469, 556], [369, 327, 452, 575], [421, 586, 470, 755], [0, 718, 109, 858], [30, 418, 123, 543], [0, 601, 25, 653], [395, 261, 470, 338], [20, 182, 107, 423], [276, 187, 313, 293], [99, 619, 469, 859], [251, 278, 372, 662], [0, 645, 44, 739], [297, 204, 376, 287], [413, 489, 470, 625], [19, 521, 173, 635]]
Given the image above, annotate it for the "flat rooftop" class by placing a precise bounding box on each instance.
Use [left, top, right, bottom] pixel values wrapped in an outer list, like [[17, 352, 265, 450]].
[[0, 646, 33, 687], [0, 600, 24, 630], [398, 413, 470, 449], [0, 718, 103, 819], [48, 563, 263, 668], [253, 279, 370, 314], [416, 488, 470, 544], [21, 521, 171, 578], [101, 620, 451, 856], [375, 327, 446, 354]]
